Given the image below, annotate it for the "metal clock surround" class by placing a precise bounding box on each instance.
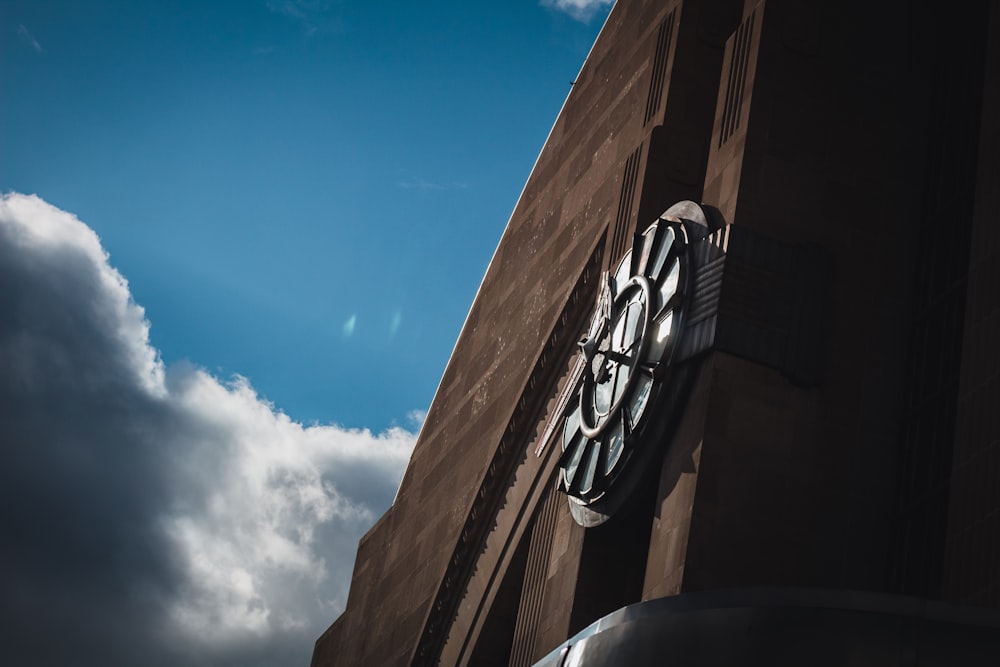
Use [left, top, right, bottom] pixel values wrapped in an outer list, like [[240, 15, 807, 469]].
[[557, 205, 706, 527]]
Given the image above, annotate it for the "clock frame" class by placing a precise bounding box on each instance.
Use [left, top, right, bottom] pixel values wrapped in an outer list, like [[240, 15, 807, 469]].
[[556, 201, 715, 527]]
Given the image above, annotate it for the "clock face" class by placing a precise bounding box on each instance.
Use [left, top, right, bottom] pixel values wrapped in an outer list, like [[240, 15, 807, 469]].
[[559, 217, 691, 524]]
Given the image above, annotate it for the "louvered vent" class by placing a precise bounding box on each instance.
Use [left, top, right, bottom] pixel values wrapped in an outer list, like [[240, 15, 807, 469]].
[[644, 10, 676, 125], [611, 146, 643, 262], [508, 487, 560, 667], [718, 10, 756, 147]]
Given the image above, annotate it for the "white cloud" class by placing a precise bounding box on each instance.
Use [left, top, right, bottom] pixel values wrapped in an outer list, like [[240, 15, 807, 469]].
[[0, 193, 417, 666], [342, 313, 357, 337], [397, 177, 468, 191], [389, 309, 403, 337], [540, 0, 614, 22], [406, 408, 427, 429], [266, 0, 333, 21], [17, 24, 44, 53], [398, 178, 447, 191], [265, 0, 340, 36], [163, 370, 416, 644]]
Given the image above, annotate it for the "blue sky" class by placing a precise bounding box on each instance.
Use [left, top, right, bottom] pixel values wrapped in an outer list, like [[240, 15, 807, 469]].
[[0, 1, 612, 665], [2, 0, 609, 432]]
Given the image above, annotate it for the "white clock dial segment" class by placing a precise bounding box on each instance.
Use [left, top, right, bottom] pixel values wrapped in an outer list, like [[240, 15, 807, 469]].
[[575, 439, 601, 497], [656, 257, 681, 318], [605, 420, 625, 476], [561, 429, 587, 490], [645, 310, 675, 363], [613, 250, 633, 297], [627, 373, 653, 426], [643, 224, 675, 282]]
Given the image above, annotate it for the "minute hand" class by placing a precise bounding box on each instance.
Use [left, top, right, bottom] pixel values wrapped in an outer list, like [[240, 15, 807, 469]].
[[606, 329, 643, 366], [603, 349, 635, 365]]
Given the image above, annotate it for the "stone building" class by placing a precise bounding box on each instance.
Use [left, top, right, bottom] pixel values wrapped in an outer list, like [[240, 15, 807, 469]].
[[312, 0, 1000, 664]]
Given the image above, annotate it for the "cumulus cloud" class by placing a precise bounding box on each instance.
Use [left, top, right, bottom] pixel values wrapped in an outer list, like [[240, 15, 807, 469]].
[[0, 193, 416, 666], [540, 0, 614, 22]]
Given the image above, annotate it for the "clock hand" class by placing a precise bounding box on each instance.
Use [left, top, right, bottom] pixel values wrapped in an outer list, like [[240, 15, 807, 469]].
[[603, 349, 635, 365]]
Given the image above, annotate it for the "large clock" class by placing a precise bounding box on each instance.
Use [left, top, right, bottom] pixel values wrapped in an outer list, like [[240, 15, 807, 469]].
[[556, 201, 716, 526]]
